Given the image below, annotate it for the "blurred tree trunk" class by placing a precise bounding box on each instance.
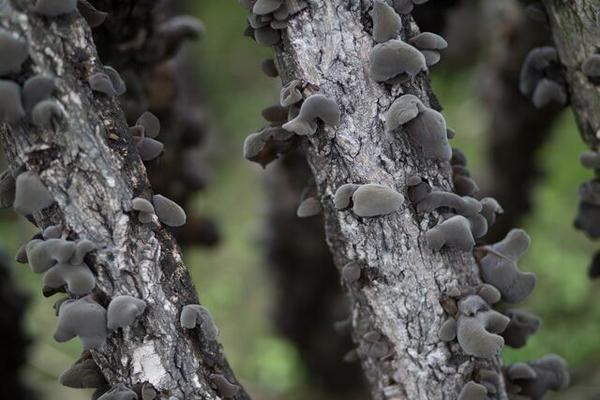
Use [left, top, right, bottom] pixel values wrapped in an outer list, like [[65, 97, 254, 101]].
[[270, 2, 508, 399], [0, 1, 246, 398], [479, 0, 558, 242], [0, 248, 37, 400]]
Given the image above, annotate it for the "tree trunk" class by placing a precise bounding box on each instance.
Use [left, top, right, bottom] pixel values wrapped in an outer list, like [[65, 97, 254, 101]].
[[266, 2, 508, 399], [0, 1, 247, 398]]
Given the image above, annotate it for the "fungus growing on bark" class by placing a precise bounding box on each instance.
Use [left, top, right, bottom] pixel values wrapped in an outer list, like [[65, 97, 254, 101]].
[[480, 197, 504, 226], [282, 94, 341, 136], [136, 112, 161, 138], [32, 100, 63, 128], [43, 224, 62, 239], [54, 296, 107, 350], [342, 262, 361, 284], [13, 171, 54, 215], [468, 214, 488, 239], [579, 150, 600, 169], [407, 179, 431, 203], [582, 54, 600, 78], [370, 39, 427, 82], [73, 239, 96, 265], [506, 362, 537, 380], [23, 75, 56, 111], [243, 125, 296, 166], [417, 192, 481, 217], [152, 194, 187, 227], [334, 183, 360, 210], [351, 184, 404, 217], [97, 383, 137, 400], [508, 355, 570, 398], [262, 104, 289, 123], [479, 229, 536, 303], [59, 357, 106, 388], [0, 80, 25, 123], [501, 309, 541, 348], [296, 196, 322, 218], [384, 94, 424, 131], [372, 0, 402, 43], [34, 0, 77, 16], [253, 0, 283, 15], [132, 197, 155, 224], [409, 32, 447, 66], [261, 58, 279, 77], [476, 284, 501, 305], [458, 381, 487, 400], [254, 26, 281, 47], [107, 295, 147, 331], [426, 215, 475, 251], [520, 46, 567, 108], [0, 29, 28, 76], [137, 138, 164, 161], [438, 317, 457, 342], [141, 383, 157, 400], [88, 72, 118, 97], [574, 180, 600, 238], [180, 304, 219, 340], [280, 80, 303, 106], [454, 175, 479, 197], [404, 108, 451, 161], [456, 297, 509, 358], [26, 238, 75, 273], [392, 0, 430, 15], [210, 374, 240, 398], [479, 369, 500, 395], [43, 255, 96, 295], [77, 0, 108, 28]]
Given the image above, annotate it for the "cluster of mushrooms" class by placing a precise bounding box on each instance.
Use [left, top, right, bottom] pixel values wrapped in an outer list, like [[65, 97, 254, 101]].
[[240, 0, 570, 398], [0, 1, 239, 399]]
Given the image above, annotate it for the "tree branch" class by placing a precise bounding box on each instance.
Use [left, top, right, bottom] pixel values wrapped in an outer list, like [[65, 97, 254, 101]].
[[0, 1, 247, 398]]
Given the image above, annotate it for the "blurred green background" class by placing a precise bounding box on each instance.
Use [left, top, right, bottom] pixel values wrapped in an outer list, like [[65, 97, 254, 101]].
[[2, 1, 600, 399]]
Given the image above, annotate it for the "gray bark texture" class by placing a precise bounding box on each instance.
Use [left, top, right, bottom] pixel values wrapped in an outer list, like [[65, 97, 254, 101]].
[[542, 0, 600, 148], [0, 1, 248, 399], [269, 1, 508, 399]]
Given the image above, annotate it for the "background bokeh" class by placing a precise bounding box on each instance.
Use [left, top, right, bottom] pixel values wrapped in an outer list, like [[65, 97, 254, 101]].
[[1, 1, 599, 399]]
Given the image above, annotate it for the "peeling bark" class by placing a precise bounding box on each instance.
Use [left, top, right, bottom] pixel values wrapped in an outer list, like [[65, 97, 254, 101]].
[[0, 1, 247, 399], [266, 1, 508, 399]]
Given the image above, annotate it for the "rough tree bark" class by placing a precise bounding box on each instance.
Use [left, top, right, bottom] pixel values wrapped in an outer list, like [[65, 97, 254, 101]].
[[0, 1, 247, 399], [542, 0, 600, 149], [267, 2, 508, 399]]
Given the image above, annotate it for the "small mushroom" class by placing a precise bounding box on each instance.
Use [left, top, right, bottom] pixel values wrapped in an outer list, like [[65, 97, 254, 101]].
[[253, 0, 283, 15], [392, 0, 430, 15], [107, 295, 147, 331], [180, 304, 219, 340], [210, 374, 240, 398], [59, 357, 106, 388], [404, 108, 452, 161], [351, 184, 404, 217], [476, 284, 501, 305], [384, 94, 424, 131], [132, 197, 155, 224], [582, 54, 600, 78], [97, 383, 137, 400], [137, 138, 164, 161], [579, 150, 600, 169], [372, 0, 402, 43], [26, 238, 75, 273], [43, 224, 63, 239], [501, 309, 541, 348], [254, 26, 281, 46], [262, 104, 289, 123], [479, 229, 536, 303], [152, 194, 187, 227], [438, 317, 457, 342], [417, 192, 482, 217], [506, 362, 537, 380], [370, 39, 427, 82], [22, 75, 56, 111], [77, 0, 108, 28], [43, 257, 96, 296], [409, 32, 448, 51], [531, 78, 567, 108], [280, 80, 303, 106], [34, 0, 78, 16], [456, 310, 509, 358], [480, 197, 503, 226], [88, 72, 118, 97], [296, 196, 322, 218], [510, 355, 570, 399], [342, 262, 361, 284], [13, 171, 54, 215], [458, 381, 487, 400], [31, 100, 63, 128], [282, 94, 341, 136], [141, 383, 157, 400], [103, 66, 127, 96], [334, 183, 360, 210], [0, 79, 25, 123], [0, 29, 28, 76], [426, 215, 475, 251], [54, 296, 107, 350], [136, 112, 161, 138], [243, 125, 295, 167]]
